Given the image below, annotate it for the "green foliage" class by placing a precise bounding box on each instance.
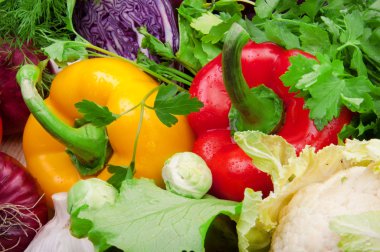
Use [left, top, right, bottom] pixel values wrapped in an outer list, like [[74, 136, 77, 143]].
[[247, 0, 380, 138], [70, 179, 241, 252], [154, 84, 204, 127], [0, 0, 72, 47], [75, 100, 120, 128]]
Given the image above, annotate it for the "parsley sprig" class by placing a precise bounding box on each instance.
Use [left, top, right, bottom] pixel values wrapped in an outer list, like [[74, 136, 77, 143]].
[[245, 0, 380, 139], [75, 84, 202, 188]]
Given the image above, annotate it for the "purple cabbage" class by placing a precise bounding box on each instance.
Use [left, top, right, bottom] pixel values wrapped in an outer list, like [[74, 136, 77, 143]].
[[73, 0, 179, 61]]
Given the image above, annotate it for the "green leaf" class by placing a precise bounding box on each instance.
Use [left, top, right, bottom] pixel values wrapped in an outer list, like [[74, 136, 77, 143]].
[[234, 131, 297, 193], [254, 0, 280, 19], [360, 28, 380, 64], [213, 0, 245, 14], [139, 27, 176, 60], [282, 53, 374, 129], [299, 0, 325, 21], [43, 39, 88, 66], [176, 16, 203, 72], [344, 10, 364, 42], [73, 179, 241, 252], [154, 84, 203, 127], [330, 211, 380, 252], [306, 74, 345, 127], [202, 14, 242, 44], [350, 48, 368, 76], [107, 165, 133, 190], [65, 0, 76, 32], [321, 16, 341, 42], [190, 12, 223, 34], [280, 54, 318, 92], [244, 19, 268, 43], [136, 52, 193, 86], [236, 189, 270, 252], [75, 100, 120, 127], [299, 23, 331, 55], [264, 20, 300, 49], [341, 76, 374, 113]]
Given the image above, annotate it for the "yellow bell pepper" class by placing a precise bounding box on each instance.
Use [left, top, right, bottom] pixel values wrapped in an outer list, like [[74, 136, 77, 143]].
[[17, 58, 195, 206]]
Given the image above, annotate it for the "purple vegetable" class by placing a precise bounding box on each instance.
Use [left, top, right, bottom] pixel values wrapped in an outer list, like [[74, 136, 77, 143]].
[[73, 0, 179, 61], [0, 42, 44, 136], [0, 152, 48, 252]]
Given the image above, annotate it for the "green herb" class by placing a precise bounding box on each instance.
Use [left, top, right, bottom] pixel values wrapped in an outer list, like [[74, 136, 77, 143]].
[[175, 0, 251, 73], [75, 85, 202, 129], [70, 178, 241, 252], [139, 27, 176, 60], [154, 84, 204, 127], [281, 54, 375, 129], [74, 100, 120, 128], [136, 52, 193, 86], [0, 0, 72, 47], [246, 0, 380, 139], [107, 165, 133, 190], [75, 85, 203, 184]]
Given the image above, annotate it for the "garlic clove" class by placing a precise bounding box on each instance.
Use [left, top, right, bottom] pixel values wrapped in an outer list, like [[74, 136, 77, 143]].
[[25, 192, 94, 252]]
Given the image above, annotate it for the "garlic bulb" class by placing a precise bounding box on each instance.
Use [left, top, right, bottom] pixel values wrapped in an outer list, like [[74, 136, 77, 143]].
[[25, 192, 94, 252]]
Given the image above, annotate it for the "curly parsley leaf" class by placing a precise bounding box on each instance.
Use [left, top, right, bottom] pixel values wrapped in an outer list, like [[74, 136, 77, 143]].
[[139, 27, 176, 60], [202, 13, 243, 44], [254, 0, 280, 19], [107, 165, 133, 190], [75, 100, 120, 128], [43, 39, 88, 66], [154, 84, 203, 127], [282, 54, 375, 129]]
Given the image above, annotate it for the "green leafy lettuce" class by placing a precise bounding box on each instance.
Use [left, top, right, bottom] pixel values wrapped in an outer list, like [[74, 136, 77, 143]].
[[330, 211, 380, 252], [70, 178, 241, 252]]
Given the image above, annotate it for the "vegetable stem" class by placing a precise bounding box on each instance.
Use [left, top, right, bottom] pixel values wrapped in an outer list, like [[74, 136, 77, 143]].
[[87, 44, 182, 87], [16, 65, 110, 176], [222, 23, 284, 134]]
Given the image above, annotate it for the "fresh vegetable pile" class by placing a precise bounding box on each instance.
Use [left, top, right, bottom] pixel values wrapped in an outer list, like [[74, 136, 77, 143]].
[[1, 0, 380, 251]]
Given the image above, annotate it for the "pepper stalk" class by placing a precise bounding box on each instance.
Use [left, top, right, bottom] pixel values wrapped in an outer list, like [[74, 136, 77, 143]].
[[222, 23, 284, 134], [16, 64, 111, 176]]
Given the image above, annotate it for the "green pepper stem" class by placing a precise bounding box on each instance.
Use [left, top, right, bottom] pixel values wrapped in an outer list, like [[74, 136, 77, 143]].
[[17, 65, 110, 176], [222, 23, 284, 134]]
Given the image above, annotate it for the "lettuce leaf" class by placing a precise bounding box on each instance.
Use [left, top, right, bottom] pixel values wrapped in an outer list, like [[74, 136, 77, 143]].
[[234, 131, 380, 251], [236, 189, 270, 252], [330, 211, 380, 252], [70, 178, 241, 252]]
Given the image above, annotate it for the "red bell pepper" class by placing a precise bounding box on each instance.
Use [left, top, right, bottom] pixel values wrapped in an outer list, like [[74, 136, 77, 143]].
[[188, 24, 352, 201]]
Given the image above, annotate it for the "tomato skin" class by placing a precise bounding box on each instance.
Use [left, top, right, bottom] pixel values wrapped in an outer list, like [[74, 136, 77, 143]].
[[208, 144, 273, 202]]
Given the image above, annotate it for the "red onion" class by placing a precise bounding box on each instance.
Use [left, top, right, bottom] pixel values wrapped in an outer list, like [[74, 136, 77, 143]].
[[0, 42, 44, 136], [0, 152, 48, 252]]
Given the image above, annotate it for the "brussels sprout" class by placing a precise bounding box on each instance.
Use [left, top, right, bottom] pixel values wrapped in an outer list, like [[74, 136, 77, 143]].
[[162, 152, 212, 199], [67, 178, 117, 214]]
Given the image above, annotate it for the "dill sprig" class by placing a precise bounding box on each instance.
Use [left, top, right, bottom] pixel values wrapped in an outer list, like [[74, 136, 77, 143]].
[[0, 0, 74, 47]]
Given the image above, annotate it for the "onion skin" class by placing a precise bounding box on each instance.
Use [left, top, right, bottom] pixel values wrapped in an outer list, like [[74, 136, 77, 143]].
[[0, 42, 43, 136], [0, 152, 48, 252]]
